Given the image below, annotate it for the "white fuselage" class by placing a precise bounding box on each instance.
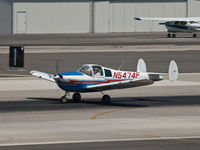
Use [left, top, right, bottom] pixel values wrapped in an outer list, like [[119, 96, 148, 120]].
[[165, 21, 200, 33], [56, 64, 163, 93]]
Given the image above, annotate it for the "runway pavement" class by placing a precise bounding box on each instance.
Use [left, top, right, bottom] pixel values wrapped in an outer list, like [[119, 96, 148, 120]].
[[0, 32, 200, 46], [0, 35, 200, 149], [0, 73, 200, 149], [1, 138, 200, 150], [0, 47, 200, 75]]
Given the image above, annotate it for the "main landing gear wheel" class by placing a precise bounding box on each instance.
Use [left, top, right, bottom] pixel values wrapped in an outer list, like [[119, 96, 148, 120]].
[[73, 92, 81, 103], [102, 95, 111, 104], [167, 33, 171, 38], [172, 34, 176, 38], [193, 34, 197, 38], [60, 96, 67, 104]]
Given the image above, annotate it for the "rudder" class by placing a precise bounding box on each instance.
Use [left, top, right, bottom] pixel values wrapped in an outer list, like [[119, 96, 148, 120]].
[[137, 58, 147, 72], [168, 60, 178, 81]]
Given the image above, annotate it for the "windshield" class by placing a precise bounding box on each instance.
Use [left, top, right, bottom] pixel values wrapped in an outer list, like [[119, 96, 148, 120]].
[[189, 21, 197, 24], [79, 66, 92, 76]]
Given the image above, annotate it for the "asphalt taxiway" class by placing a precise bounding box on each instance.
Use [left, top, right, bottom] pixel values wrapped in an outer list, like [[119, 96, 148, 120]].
[[0, 73, 200, 149], [0, 32, 200, 46], [1, 138, 200, 150], [0, 37, 200, 149], [0, 46, 200, 75]]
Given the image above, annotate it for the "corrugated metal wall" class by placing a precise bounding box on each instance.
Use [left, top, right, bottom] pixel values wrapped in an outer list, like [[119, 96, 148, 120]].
[[13, 1, 90, 34], [0, 0, 11, 34], [12, 0, 189, 34], [94, 1, 110, 33], [188, 0, 200, 17], [95, 0, 187, 33]]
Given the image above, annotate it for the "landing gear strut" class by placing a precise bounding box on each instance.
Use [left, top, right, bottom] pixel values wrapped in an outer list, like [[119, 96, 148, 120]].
[[60, 92, 69, 104], [73, 92, 81, 103]]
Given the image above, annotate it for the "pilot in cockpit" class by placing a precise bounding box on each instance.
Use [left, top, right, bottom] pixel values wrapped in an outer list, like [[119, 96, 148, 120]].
[[93, 67, 101, 77]]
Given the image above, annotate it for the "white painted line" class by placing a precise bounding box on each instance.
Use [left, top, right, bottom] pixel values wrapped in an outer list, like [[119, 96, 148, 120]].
[[0, 47, 198, 54], [1, 136, 200, 147]]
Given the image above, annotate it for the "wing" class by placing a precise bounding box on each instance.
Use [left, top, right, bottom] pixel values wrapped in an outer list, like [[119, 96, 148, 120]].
[[134, 17, 200, 22], [30, 70, 55, 82], [86, 78, 153, 92]]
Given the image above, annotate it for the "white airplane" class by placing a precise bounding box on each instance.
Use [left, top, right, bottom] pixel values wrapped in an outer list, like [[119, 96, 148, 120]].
[[134, 17, 200, 38], [30, 59, 178, 104]]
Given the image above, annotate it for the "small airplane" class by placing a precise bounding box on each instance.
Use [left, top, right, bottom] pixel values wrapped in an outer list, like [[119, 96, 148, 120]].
[[134, 17, 200, 38], [30, 59, 178, 104]]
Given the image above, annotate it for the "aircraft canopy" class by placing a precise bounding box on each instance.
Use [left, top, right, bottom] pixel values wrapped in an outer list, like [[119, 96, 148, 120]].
[[78, 64, 104, 77]]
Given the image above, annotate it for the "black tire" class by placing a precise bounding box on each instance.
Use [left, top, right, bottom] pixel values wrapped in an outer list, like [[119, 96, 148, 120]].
[[172, 34, 176, 38], [60, 96, 67, 104], [102, 95, 111, 104], [73, 93, 81, 103], [193, 34, 197, 38], [167, 33, 171, 38]]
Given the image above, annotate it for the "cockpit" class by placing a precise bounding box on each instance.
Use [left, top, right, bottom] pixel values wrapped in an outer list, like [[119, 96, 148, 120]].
[[78, 65, 92, 76], [189, 21, 197, 24], [167, 21, 187, 26], [78, 64, 104, 77]]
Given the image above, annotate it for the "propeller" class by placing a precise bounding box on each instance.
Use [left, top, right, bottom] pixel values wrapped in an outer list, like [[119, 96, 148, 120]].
[[54, 60, 63, 81], [56, 60, 59, 75]]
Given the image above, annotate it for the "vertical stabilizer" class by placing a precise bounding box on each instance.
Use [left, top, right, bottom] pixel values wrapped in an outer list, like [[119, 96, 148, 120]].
[[137, 58, 147, 72], [168, 60, 178, 81]]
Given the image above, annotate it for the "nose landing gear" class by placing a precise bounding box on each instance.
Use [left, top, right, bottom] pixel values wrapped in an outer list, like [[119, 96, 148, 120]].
[[60, 92, 69, 104]]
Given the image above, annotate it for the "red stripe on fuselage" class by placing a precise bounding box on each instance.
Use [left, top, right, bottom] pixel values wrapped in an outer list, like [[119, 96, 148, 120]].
[[58, 79, 124, 85]]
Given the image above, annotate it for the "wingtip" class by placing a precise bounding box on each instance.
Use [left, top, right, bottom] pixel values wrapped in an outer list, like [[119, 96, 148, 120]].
[[30, 70, 37, 75], [134, 17, 141, 20]]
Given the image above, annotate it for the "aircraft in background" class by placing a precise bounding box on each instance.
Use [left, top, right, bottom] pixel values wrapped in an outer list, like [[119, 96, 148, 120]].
[[30, 59, 178, 104], [134, 17, 200, 38]]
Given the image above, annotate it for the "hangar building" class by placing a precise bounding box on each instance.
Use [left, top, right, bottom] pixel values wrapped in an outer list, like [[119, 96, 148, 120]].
[[0, 0, 200, 34]]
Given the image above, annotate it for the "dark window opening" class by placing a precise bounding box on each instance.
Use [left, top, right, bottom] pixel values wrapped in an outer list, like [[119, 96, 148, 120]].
[[104, 69, 112, 77]]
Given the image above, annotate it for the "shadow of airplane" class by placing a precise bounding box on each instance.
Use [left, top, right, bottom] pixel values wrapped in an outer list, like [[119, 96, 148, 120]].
[[0, 95, 199, 113]]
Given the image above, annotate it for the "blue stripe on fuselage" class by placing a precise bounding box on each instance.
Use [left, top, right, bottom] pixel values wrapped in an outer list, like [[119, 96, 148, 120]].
[[57, 78, 131, 92], [57, 82, 99, 92]]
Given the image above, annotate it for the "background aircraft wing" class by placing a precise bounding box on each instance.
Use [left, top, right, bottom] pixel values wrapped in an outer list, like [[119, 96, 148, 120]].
[[86, 78, 153, 92], [30, 70, 55, 82], [134, 17, 200, 22]]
